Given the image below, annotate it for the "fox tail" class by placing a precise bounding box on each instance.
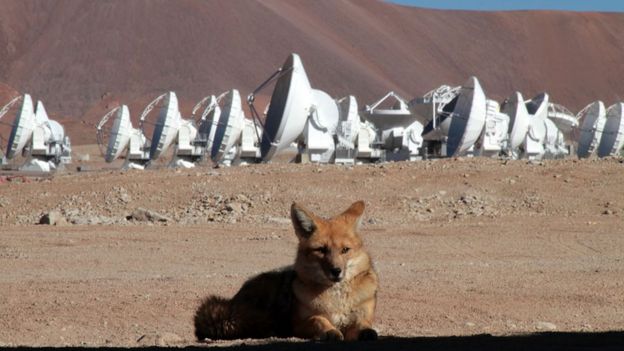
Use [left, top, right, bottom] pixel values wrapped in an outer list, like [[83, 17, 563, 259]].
[[194, 295, 240, 340]]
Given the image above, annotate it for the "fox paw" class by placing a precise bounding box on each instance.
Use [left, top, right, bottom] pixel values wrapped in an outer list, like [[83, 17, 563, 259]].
[[358, 328, 378, 341], [321, 329, 344, 341]]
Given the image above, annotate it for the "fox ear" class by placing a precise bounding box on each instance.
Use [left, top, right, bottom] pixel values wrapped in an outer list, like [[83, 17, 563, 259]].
[[291, 203, 317, 240], [342, 200, 365, 230]]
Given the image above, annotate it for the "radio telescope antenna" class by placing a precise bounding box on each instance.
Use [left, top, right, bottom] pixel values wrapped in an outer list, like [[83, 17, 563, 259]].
[[597, 103, 624, 157], [247, 53, 312, 162], [20, 100, 72, 172], [361, 91, 421, 161], [210, 89, 245, 165], [576, 101, 606, 158], [96, 105, 150, 169], [0, 94, 35, 162]]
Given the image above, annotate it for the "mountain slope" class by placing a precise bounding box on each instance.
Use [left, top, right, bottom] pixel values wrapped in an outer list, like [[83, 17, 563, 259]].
[[0, 0, 622, 144]]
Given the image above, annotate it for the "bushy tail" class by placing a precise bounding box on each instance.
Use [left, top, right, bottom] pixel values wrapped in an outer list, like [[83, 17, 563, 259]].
[[194, 295, 240, 341]]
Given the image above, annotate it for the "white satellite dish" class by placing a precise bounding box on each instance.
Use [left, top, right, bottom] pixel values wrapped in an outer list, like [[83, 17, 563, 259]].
[[96, 105, 150, 169], [543, 117, 567, 158], [576, 101, 606, 158], [251, 53, 313, 162], [211, 89, 245, 165], [597, 103, 624, 157], [361, 91, 422, 161], [547, 103, 578, 136], [0, 94, 35, 160], [409, 85, 461, 126], [139, 92, 182, 162], [303, 89, 340, 163], [522, 93, 549, 159], [501, 92, 530, 152], [198, 95, 221, 154], [21, 100, 72, 172], [422, 77, 486, 157]]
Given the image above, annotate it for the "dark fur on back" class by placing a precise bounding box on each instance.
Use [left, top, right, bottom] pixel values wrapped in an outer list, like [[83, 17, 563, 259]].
[[194, 267, 296, 340]]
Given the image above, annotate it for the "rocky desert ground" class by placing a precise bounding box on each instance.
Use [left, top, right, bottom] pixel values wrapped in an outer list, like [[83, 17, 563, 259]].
[[1, 148, 623, 349]]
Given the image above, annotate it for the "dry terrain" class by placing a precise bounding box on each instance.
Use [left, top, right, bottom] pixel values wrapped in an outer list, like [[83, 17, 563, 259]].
[[1, 0, 624, 145], [1, 148, 623, 349]]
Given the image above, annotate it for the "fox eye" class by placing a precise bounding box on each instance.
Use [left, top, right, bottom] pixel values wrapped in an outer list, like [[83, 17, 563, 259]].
[[341, 247, 350, 254], [314, 246, 329, 255]]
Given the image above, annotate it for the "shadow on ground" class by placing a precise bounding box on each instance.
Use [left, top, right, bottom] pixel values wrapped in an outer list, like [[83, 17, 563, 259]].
[[4, 331, 624, 350]]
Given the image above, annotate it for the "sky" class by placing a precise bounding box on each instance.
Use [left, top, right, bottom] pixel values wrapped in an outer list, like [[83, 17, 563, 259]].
[[389, 0, 624, 12]]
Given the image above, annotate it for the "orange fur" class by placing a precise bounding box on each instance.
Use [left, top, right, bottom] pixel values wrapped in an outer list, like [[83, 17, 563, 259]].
[[194, 201, 378, 341]]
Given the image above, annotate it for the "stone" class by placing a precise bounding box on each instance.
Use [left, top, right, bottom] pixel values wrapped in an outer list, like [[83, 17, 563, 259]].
[[128, 208, 171, 223], [39, 211, 67, 226], [535, 321, 557, 331]]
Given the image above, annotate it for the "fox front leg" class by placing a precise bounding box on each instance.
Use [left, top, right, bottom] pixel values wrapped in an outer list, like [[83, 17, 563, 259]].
[[344, 300, 378, 341], [295, 315, 344, 341]]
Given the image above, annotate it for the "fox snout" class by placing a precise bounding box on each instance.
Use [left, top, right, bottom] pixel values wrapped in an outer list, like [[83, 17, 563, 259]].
[[328, 267, 343, 282]]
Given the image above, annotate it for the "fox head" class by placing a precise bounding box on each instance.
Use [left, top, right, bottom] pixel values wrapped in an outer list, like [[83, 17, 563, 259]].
[[291, 201, 370, 286]]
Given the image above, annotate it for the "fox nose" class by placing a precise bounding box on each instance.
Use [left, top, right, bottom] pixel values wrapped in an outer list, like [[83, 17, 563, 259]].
[[330, 267, 342, 279]]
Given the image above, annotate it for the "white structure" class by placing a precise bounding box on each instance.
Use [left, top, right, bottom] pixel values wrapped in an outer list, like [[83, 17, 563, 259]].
[[362, 91, 422, 161], [209, 89, 245, 166], [576, 101, 606, 158], [1, 95, 71, 172], [501, 92, 530, 158], [521, 93, 549, 160], [476, 99, 510, 157], [141, 92, 203, 168], [597, 103, 624, 157], [334, 96, 361, 164], [420, 77, 487, 157], [248, 53, 345, 164], [96, 105, 150, 169]]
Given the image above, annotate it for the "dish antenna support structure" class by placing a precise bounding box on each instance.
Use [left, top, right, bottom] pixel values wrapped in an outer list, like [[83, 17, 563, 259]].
[[475, 99, 510, 157], [362, 91, 422, 162], [96, 105, 150, 169], [520, 93, 549, 160]]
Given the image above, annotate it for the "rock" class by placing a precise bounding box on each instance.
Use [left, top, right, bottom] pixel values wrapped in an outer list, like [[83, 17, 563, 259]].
[[535, 321, 557, 331], [39, 211, 67, 226], [128, 208, 171, 223], [465, 322, 476, 328], [602, 209, 614, 215]]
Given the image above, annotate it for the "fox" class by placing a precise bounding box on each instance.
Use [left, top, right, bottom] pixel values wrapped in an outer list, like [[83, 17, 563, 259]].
[[194, 200, 378, 342]]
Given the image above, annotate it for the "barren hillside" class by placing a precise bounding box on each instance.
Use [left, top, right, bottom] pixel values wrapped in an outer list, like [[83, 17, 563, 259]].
[[0, 0, 623, 144]]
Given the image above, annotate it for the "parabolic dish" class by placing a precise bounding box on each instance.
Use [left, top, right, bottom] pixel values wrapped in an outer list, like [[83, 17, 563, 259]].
[[105, 105, 133, 162], [445, 76, 487, 157], [337, 95, 360, 145], [577, 101, 606, 158], [34, 100, 50, 124], [47, 120, 65, 142], [525, 93, 549, 143], [361, 92, 415, 130], [6, 94, 35, 159], [547, 103, 578, 135], [597, 103, 624, 157], [260, 53, 313, 161], [501, 92, 530, 150], [149, 91, 182, 160], [211, 89, 244, 162], [309, 89, 339, 134], [199, 95, 221, 152]]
